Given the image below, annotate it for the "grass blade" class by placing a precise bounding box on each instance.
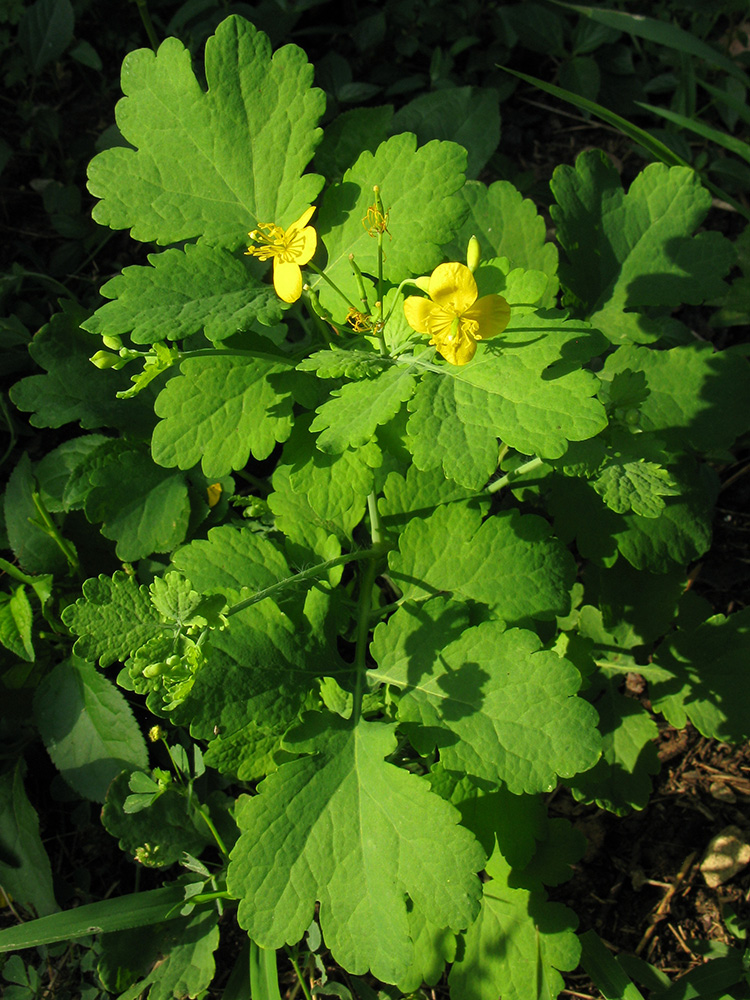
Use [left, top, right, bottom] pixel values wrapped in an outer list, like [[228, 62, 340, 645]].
[[548, 1, 750, 87], [637, 101, 750, 165], [579, 930, 647, 1000], [501, 66, 750, 218], [0, 886, 186, 952]]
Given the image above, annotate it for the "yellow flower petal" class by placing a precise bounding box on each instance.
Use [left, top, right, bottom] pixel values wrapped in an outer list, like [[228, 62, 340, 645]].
[[273, 259, 303, 303], [425, 306, 456, 342], [290, 206, 316, 231], [432, 327, 477, 366], [293, 224, 317, 266], [428, 262, 477, 315], [465, 294, 511, 340], [404, 296, 438, 334]]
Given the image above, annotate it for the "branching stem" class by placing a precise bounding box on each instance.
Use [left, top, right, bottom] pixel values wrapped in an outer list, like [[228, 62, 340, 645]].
[[486, 456, 546, 494]]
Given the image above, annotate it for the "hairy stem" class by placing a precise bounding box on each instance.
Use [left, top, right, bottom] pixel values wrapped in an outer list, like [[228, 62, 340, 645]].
[[486, 456, 546, 494], [225, 545, 389, 618]]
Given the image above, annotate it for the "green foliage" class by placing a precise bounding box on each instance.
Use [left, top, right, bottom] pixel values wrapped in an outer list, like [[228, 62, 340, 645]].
[[3, 7, 750, 1000]]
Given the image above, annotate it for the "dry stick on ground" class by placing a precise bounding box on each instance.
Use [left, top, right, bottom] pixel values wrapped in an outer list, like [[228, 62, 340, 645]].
[[635, 852, 698, 956]]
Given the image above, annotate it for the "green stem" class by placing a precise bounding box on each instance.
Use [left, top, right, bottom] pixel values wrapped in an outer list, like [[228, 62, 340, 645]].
[[285, 949, 313, 1000], [196, 804, 229, 858], [134, 0, 159, 50], [192, 891, 233, 903], [351, 495, 382, 726], [486, 456, 546, 494], [225, 545, 389, 618], [349, 255, 371, 314], [306, 262, 358, 310], [30, 493, 79, 575]]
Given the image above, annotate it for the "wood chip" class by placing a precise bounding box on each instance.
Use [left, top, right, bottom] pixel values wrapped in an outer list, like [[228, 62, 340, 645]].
[[700, 826, 750, 888]]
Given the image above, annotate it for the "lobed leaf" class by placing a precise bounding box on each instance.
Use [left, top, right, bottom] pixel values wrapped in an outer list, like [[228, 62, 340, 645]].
[[311, 133, 467, 314], [228, 714, 485, 984], [443, 180, 559, 305], [310, 362, 417, 453], [388, 502, 576, 624], [601, 343, 750, 454], [371, 601, 601, 793], [449, 850, 580, 1000], [407, 314, 608, 483], [566, 676, 660, 814], [62, 571, 162, 667], [151, 355, 295, 477], [82, 245, 283, 345], [87, 17, 324, 249], [651, 608, 750, 741], [550, 151, 735, 343]]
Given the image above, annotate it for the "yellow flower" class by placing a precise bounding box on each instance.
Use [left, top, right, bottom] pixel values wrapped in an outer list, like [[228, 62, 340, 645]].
[[246, 207, 317, 303], [403, 262, 510, 365]]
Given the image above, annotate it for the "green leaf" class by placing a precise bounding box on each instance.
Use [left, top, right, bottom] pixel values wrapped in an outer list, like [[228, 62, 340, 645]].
[[171, 528, 336, 778], [297, 347, 384, 380], [171, 524, 290, 596], [152, 354, 295, 476], [18, 0, 74, 74], [62, 571, 162, 667], [407, 315, 608, 481], [593, 458, 679, 518], [584, 561, 685, 648], [33, 657, 149, 802], [601, 343, 750, 454], [442, 180, 559, 306], [651, 608, 750, 742], [566, 676, 660, 814], [102, 771, 211, 868], [4, 452, 69, 575], [98, 908, 220, 997], [0, 586, 34, 661], [579, 929, 646, 1000], [378, 464, 489, 530], [117, 908, 220, 1000], [449, 849, 580, 1000], [149, 572, 226, 628], [227, 714, 484, 984], [550, 152, 735, 343], [311, 133, 467, 313], [371, 601, 601, 793], [388, 503, 576, 624], [390, 87, 500, 179], [83, 443, 190, 560], [310, 362, 416, 453], [548, 460, 716, 572], [268, 466, 343, 574], [87, 17, 324, 249], [0, 763, 58, 918], [9, 302, 155, 434], [34, 434, 109, 513], [82, 245, 283, 345], [281, 415, 381, 541], [173, 601, 326, 779]]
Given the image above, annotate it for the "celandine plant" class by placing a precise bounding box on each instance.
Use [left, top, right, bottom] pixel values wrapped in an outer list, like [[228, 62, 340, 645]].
[[4, 14, 750, 999]]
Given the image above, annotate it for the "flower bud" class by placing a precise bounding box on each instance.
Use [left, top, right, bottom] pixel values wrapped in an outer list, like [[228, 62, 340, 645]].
[[90, 350, 121, 370], [102, 334, 123, 350], [466, 235, 481, 273]]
